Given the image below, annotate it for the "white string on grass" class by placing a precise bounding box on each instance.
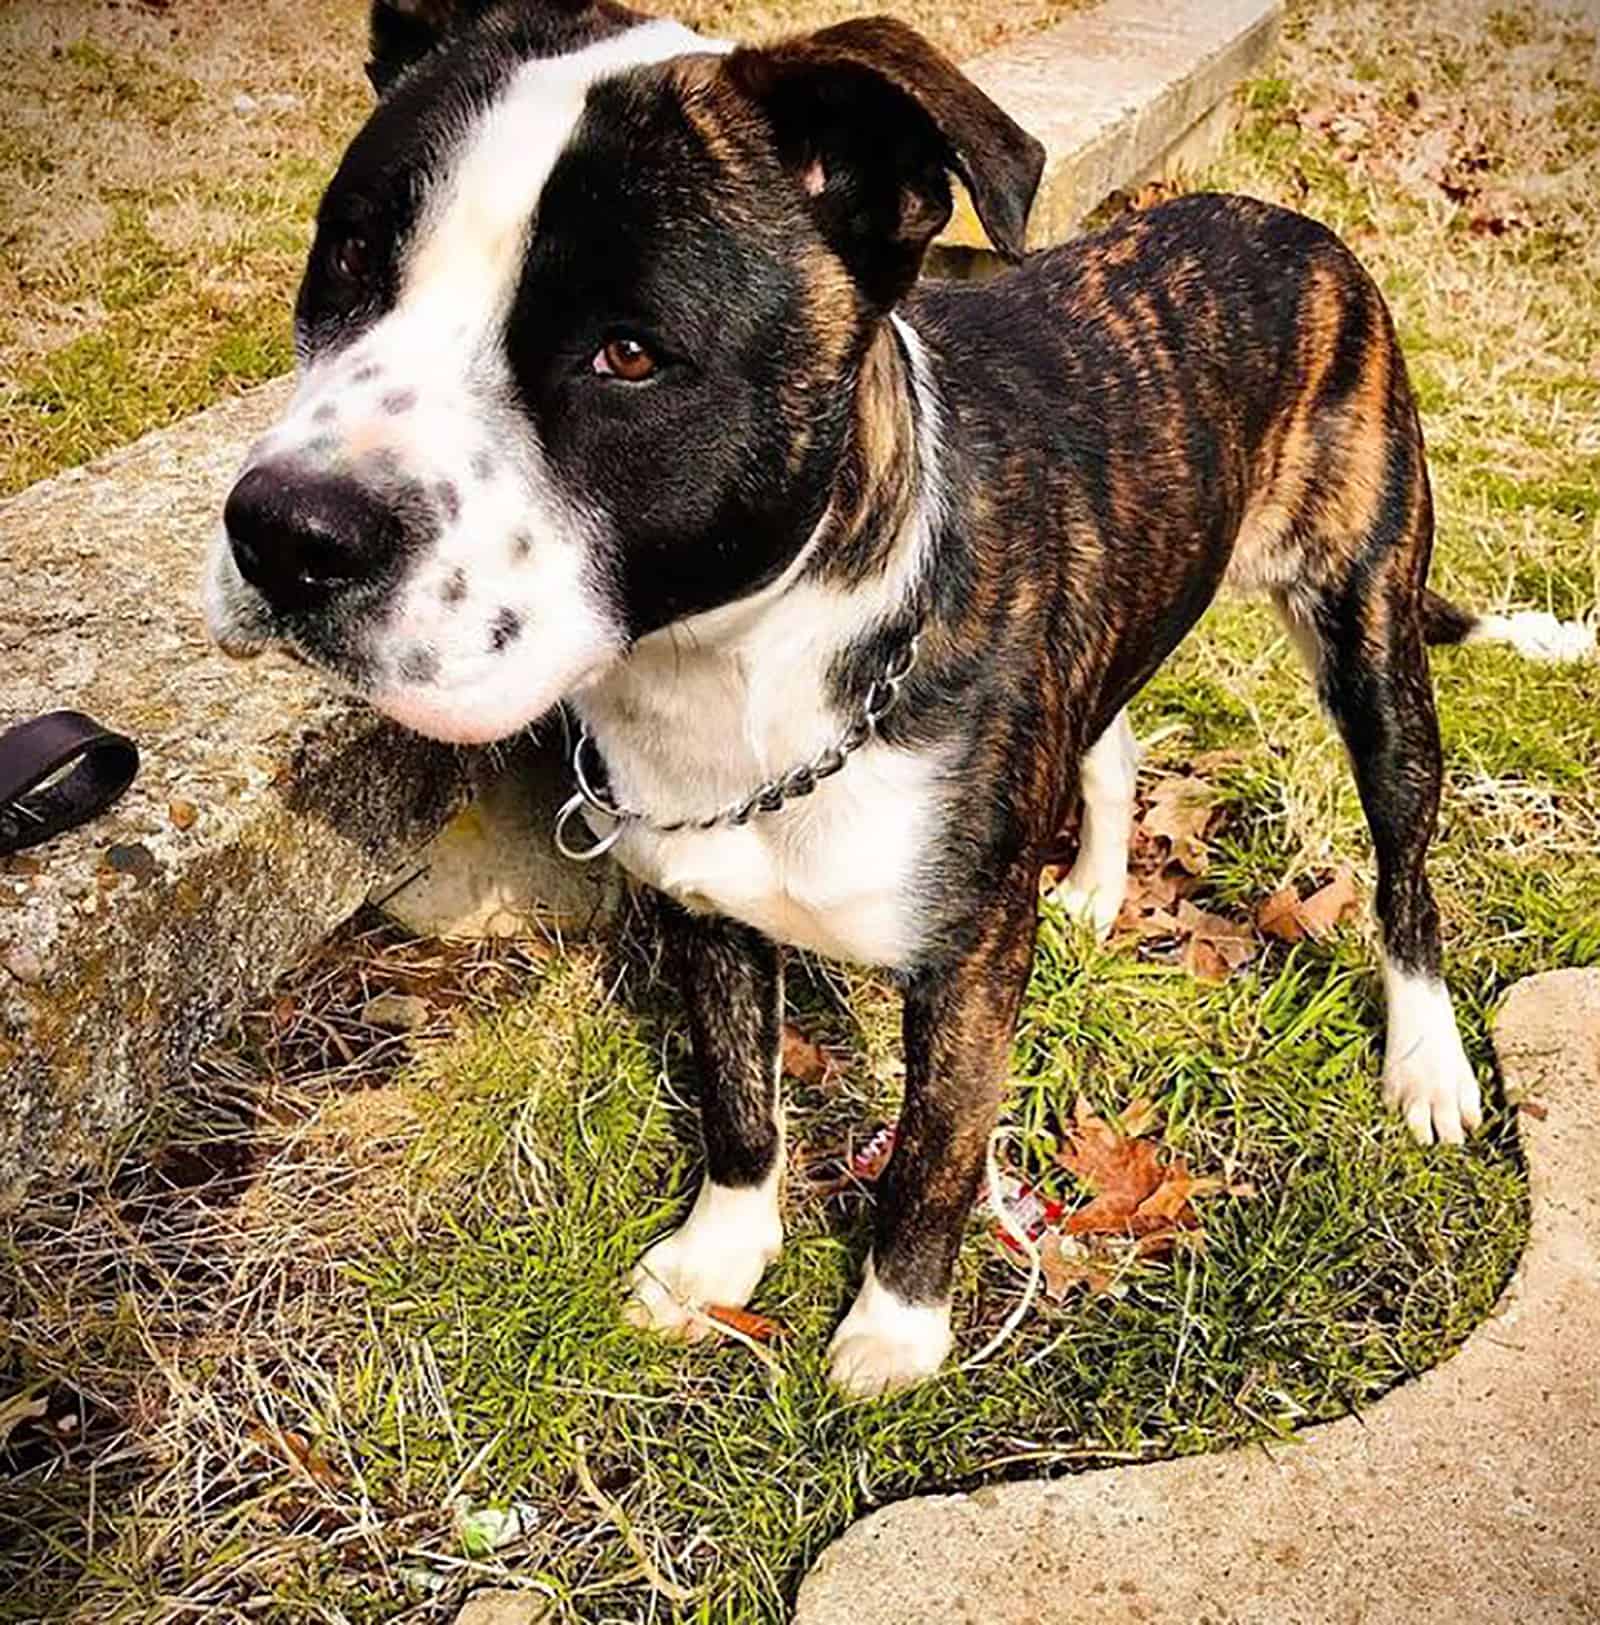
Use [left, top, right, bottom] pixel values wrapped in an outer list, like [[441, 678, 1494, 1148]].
[[959, 1125, 1042, 1372]]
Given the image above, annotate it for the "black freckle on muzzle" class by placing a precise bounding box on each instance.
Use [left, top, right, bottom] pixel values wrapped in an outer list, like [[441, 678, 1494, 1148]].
[[490, 608, 523, 652], [398, 645, 440, 684]]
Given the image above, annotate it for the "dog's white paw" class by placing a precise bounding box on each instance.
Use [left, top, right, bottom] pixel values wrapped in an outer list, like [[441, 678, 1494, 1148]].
[[1053, 859, 1126, 941], [624, 1177, 782, 1340], [1382, 967, 1482, 1146], [827, 1259, 952, 1399]]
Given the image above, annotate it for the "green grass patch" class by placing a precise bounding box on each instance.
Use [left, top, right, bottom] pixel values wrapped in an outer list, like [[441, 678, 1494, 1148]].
[[310, 942, 1522, 1619]]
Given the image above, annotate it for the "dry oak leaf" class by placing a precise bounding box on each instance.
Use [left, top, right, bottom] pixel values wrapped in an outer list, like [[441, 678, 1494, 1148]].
[[246, 1423, 344, 1491], [1056, 1099, 1165, 1235], [1176, 900, 1258, 984], [780, 1023, 834, 1086], [1140, 777, 1218, 876], [704, 1304, 785, 1343], [1114, 869, 1187, 940], [1039, 1232, 1114, 1300], [1055, 1100, 1243, 1240], [1257, 868, 1360, 944]]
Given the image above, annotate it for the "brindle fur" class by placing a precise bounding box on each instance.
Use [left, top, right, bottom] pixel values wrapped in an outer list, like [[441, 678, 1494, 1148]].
[[703, 193, 1463, 1309]]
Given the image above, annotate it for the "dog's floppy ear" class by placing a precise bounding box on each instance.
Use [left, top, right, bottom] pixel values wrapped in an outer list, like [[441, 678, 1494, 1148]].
[[367, 0, 504, 94], [726, 17, 1045, 308]]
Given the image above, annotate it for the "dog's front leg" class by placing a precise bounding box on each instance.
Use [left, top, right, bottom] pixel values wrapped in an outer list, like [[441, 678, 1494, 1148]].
[[830, 891, 1038, 1397], [625, 901, 785, 1340]]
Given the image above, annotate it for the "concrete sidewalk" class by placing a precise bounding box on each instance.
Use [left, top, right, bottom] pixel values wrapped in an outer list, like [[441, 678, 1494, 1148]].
[[797, 969, 1600, 1624]]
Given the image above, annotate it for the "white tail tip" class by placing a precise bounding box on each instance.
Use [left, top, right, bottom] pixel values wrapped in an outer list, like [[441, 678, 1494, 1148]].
[[1468, 610, 1596, 664]]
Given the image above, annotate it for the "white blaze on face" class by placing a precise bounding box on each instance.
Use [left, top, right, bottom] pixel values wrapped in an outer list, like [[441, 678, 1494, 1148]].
[[204, 20, 730, 744]]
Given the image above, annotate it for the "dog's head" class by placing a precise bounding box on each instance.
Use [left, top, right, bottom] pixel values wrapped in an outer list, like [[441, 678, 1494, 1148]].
[[204, 0, 1043, 743]]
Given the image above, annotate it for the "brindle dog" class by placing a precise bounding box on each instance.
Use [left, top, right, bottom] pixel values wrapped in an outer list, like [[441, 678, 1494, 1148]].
[[206, 0, 1591, 1394]]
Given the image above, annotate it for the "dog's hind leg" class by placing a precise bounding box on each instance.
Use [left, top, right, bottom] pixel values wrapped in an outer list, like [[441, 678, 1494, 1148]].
[[1057, 709, 1139, 940], [625, 903, 785, 1338], [1274, 546, 1481, 1146]]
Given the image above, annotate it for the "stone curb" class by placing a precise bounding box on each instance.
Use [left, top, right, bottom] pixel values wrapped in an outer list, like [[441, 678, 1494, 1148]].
[[794, 969, 1600, 1624], [940, 0, 1282, 254], [0, 384, 480, 1205]]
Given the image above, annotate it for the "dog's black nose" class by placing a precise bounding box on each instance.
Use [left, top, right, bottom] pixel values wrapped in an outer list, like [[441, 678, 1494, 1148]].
[[225, 466, 398, 614]]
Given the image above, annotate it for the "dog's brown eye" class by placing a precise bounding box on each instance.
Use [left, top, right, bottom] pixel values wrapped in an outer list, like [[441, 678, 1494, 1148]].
[[594, 336, 658, 383], [333, 234, 370, 282]]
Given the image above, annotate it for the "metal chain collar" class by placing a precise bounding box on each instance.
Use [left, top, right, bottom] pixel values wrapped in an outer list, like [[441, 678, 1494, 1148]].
[[554, 633, 921, 863]]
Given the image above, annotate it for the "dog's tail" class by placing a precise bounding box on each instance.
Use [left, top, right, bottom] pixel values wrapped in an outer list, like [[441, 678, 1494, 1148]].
[[1422, 588, 1596, 663]]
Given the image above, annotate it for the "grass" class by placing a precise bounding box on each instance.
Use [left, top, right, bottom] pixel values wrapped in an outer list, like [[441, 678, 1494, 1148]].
[[0, 1, 369, 496], [4, 0, 1600, 1619]]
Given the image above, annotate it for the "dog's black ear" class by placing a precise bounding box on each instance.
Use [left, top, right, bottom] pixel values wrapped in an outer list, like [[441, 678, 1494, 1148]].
[[368, 0, 502, 94], [726, 17, 1045, 308]]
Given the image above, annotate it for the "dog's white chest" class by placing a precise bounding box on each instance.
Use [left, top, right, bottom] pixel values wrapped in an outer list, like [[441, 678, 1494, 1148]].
[[603, 744, 941, 968]]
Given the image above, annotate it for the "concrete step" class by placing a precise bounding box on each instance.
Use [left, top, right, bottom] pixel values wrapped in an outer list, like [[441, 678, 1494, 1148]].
[[937, 0, 1281, 260], [0, 0, 1280, 1207]]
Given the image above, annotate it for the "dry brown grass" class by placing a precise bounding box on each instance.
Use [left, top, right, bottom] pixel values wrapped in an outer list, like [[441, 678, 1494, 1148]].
[[0, 913, 566, 1620], [0, 0, 370, 495], [0, 0, 1089, 497]]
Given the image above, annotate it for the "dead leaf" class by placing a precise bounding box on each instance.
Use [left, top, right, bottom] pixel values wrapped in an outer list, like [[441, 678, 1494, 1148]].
[[1257, 885, 1306, 943], [1039, 1232, 1114, 1299], [1257, 869, 1359, 944], [167, 798, 199, 831], [704, 1304, 785, 1343], [1114, 869, 1189, 940], [780, 1024, 832, 1086], [1133, 1158, 1199, 1224], [1056, 1100, 1164, 1234], [247, 1423, 344, 1490], [1128, 177, 1180, 211], [1054, 1100, 1253, 1243], [1296, 869, 1360, 938], [1140, 777, 1217, 875], [1176, 901, 1257, 983]]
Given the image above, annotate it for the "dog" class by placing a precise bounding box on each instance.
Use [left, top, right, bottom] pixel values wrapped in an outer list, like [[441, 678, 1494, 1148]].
[[204, 0, 1593, 1396]]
